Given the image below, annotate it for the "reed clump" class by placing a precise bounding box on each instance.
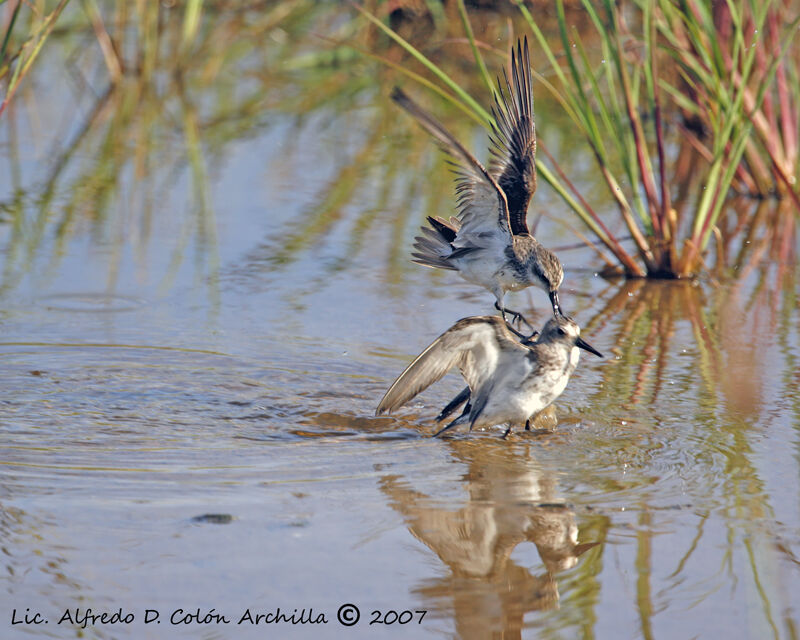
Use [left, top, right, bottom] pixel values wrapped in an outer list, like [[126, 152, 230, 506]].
[[2, 1, 797, 283], [356, 0, 800, 279]]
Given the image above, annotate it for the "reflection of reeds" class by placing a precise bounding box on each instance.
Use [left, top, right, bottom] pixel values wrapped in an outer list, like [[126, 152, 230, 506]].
[[583, 198, 796, 412], [5, 1, 500, 295], [2, 1, 361, 293], [574, 266, 799, 638]]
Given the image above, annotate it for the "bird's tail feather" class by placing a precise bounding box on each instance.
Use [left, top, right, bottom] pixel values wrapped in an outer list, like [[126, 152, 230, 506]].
[[411, 219, 458, 271], [411, 235, 457, 271]]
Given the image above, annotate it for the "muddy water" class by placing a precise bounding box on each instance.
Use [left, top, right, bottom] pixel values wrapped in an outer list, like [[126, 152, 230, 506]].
[[2, 9, 800, 640]]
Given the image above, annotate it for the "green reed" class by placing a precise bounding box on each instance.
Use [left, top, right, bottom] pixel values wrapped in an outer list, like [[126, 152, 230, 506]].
[[357, 0, 798, 279], [526, 0, 798, 277]]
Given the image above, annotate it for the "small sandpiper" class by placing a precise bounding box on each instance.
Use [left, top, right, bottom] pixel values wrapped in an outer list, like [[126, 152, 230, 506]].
[[376, 314, 602, 438], [392, 38, 563, 333]]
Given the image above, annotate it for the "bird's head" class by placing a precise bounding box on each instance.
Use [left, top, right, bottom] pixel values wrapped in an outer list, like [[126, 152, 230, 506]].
[[539, 315, 603, 357]]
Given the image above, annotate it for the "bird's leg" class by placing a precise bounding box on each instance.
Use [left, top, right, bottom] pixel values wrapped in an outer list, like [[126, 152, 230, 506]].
[[501, 425, 513, 439], [435, 386, 471, 423], [520, 331, 539, 346], [494, 301, 538, 343], [494, 300, 533, 331], [502, 321, 529, 341], [505, 323, 540, 344], [524, 419, 531, 431]]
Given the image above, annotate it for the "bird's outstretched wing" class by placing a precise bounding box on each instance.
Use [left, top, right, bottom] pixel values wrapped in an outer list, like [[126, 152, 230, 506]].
[[489, 38, 536, 236], [391, 88, 511, 246], [375, 316, 524, 416]]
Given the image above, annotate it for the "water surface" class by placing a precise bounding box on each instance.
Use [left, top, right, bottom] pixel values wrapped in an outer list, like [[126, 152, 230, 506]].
[[1, 4, 799, 639]]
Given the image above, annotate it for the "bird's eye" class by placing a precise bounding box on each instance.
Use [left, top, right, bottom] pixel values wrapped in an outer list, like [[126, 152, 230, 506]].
[[557, 328, 566, 336]]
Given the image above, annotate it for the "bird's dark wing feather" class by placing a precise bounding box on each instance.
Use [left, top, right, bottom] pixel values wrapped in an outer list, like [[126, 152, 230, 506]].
[[489, 38, 536, 236], [426, 216, 458, 243], [391, 87, 512, 245], [467, 381, 494, 430]]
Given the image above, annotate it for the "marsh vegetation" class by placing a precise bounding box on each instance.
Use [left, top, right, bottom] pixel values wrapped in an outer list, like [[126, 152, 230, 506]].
[[1, 2, 799, 638]]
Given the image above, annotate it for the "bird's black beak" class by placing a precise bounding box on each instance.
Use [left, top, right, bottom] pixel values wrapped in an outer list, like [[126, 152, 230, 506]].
[[549, 290, 563, 317], [576, 336, 603, 358]]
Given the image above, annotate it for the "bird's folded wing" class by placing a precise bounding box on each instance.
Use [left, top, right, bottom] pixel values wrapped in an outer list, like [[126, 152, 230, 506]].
[[391, 87, 512, 248], [376, 317, 524, 415], [489, 38, 536, 237]]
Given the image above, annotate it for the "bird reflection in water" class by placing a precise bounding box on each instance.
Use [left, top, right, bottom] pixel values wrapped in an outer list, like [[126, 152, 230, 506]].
[[378, 440, 598, 638]]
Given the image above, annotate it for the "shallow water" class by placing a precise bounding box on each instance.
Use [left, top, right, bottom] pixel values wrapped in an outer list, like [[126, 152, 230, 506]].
[[2, 5, 800, 639]]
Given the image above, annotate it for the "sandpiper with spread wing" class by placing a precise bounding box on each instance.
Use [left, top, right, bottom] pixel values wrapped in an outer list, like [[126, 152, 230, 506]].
[[392, 38, 563, 333], [375, 315, 602, 438]]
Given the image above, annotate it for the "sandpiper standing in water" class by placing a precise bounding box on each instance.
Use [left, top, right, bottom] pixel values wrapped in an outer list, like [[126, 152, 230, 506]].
[[392, 38, 563, 333], [376, 314, 602, 438]]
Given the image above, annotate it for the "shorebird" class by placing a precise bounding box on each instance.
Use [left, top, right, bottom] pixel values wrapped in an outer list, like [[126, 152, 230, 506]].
[[375, 315, 602, 438], [392, 38, 563, 334]]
